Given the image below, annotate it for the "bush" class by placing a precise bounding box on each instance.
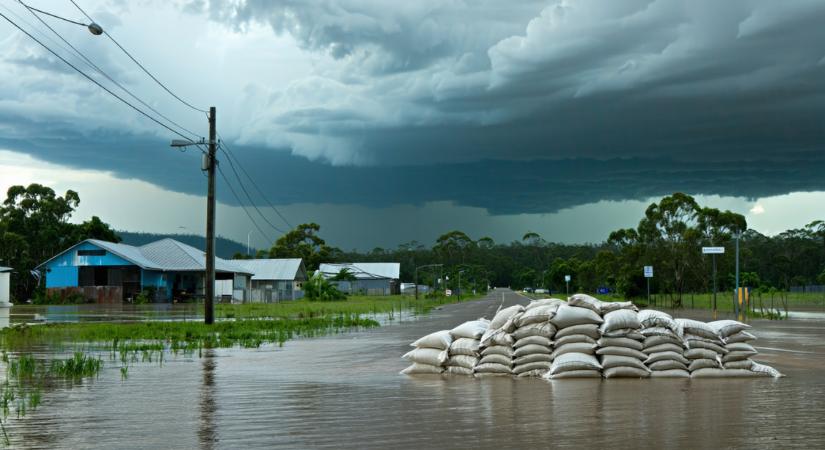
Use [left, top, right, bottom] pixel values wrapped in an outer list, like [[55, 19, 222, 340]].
[[32, 290, 88, 305], [304, 273, 346, 301]]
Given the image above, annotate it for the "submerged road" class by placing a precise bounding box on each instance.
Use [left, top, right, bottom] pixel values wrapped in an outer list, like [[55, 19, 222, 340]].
[[8, 288, 825, 449]]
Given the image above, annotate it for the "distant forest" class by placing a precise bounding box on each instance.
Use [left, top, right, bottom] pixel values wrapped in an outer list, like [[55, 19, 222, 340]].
[[118, 231, 252, 260]]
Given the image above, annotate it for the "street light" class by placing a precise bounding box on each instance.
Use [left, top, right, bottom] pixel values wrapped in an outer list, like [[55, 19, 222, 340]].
[[414, 264, 442, 299]]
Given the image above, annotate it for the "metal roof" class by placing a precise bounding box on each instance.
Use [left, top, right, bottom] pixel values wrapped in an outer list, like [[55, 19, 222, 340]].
[[231, 259, 304, 281], [0, 266, 12, 273], [318, 262, 400, 280], [37, 238, 252, 274]]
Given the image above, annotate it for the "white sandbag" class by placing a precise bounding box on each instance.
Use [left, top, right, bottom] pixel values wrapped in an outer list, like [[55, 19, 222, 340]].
[[490, 305, 525, 330], [750, 362, 783, 378], [556, 334, 597, 347], [648, 360, 688, 371], [479, 354, 512, 366], [596, 346, 648, 360], [685, 340, 728, 354], [480, 345, 514, 358], [555, 324, 600, 340], [449, 338, 480, 356], [450, 319, 489, 339], [546, 369, 602, 379], [513, 344, 552, 358], [640, 327, 680, 338], [644, 351, 690, 366], [514, 335, 553, 348], [567, 293, 602, 313], [445, 366, 474, 376], [480, 328, 515, 347], [402, 348, 448, 366], [674, 319, 719, 340], [688, 358, 720, 371], [516, 369, 549, 378], [684, 348, 719, 360], [643, 335, 683, 348], [725, 342, 757, 353], [599, 301, 638, 314], [411, 330, 453, 350], [513, 361, 553, 375], [601, 329, 645, 340], [401, 363, 444, 375], [638, 309, 676, 330], [684, 333, 724, 346], [722, 350, 758, 363], [552, 342, 597, 359], [600, 309, 640, 333], [603, 366, 650, 378], [725, 330, 756, 343], [600, 355, 649, 371], [551, 305, 604, 328], [690, 368, 759, 378], [549, 352, 602, 375], [525, 298, 565, 310], [514, 353, 553, 365], [474, 372, 511, 378], [643, 343, 684, 355], [650, 369, 690, 378], [708, 319, 751, 338], [516, 304, 561, 327], [723, 359, 753, 370], [474, 362, 512, 374], [512, 322, 557, 340], [446, 355, 478, 369], [598, 337, 644, 351]]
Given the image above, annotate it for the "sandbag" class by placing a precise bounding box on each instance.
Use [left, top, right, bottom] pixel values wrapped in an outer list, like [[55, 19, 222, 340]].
[[490, 305, 526, 330], [725, 342, 757, 353], [512, 361, 552, 375], [600, 355, 648, 371], [567, 293, 602, 313], [446, 355, 478, 369], [551, 305, 604, 328], [450, 319, 489, 339], [401, 363, 444, 375], [513, 344, 552, 358], [546, 370, 602, 379], [674, 319, 719, 340], [552, 342, 597, 359], [596, 346, 648, 360], [708, 319, 751, 338], [688, 359, 720, 371], [479, 354, 512, 366], [556, 334, 597, 347], [690, 368, 758, 378], [514, 335, 553, 348], [725, 330, 756, 343], [514, 353, 553, 365], [603, 366, 650, 378], [643, 335, 683, 348], [480, 328, 515, 347], [474, 372, 511, 378], [480, 345, 514, 357], [512, 322, 557, 340], [640, 327, 680, 338], [600, 309, 640, 333], [637, 309, 676, 330], [525, 298, 565, 310], [555, 324, 600, 340], [411, 330, 453, 350], [722, 350, 758, 363], [598, 337, 644, 351], [685, 340, 727, 354], [723, 360, 753, 370], [684, 348, 719, 360], [601, 330, 645, 340], [650, 369, 690, 378], [445, 366, 474, 376], [643, 343, 684, 355], [516, 369, 549, 378], [449, 338, 481, 356], [648, 360, 688, 371], [750, 362, 783, 378], [549, 352, 602, 375], [684, 334, 724, 346], [516, 304, 560, 327], [402, 348, 448, 366], [644, 351, 690, 366], [474, 362, 512, 374], [599, 301, 638, 314]]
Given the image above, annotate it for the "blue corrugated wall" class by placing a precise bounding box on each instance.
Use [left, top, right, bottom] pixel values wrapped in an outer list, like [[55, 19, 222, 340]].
[[44, 241, 134, 288]]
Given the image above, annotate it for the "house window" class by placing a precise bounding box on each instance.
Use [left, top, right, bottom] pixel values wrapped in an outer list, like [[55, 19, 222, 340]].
[[78, 249, 106, 256]]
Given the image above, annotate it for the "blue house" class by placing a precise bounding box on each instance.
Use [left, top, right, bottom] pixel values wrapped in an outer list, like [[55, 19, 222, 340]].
[[37, 238, 252, 303]]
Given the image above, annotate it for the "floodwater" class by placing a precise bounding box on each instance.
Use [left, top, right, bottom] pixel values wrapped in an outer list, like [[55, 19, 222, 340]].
[[5, 289, 825, 449]]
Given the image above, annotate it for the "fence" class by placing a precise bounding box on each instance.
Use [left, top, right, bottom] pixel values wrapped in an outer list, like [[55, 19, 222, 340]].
[[246, 288, 304, 303], [790, 285, 825, 294]]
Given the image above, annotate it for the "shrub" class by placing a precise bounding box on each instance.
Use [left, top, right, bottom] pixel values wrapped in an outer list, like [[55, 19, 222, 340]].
[[304, 273, 346, 301]]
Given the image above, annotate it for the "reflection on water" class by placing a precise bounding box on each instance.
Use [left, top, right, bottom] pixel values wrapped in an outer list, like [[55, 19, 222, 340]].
[[200, 349, 218, 450]]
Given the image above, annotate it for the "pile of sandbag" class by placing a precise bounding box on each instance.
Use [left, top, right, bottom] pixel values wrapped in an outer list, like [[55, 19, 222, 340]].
[[475, 305, 523, 377], [510, 299, 562, 377], [638, 310, 690, 378], [597, 308, 651, 378], [676, 318, 729, 377], [703, 320, 781, 377], [544, 299, 605, 379], [445, 318, 490, 375], [401, 329, 451, 374]]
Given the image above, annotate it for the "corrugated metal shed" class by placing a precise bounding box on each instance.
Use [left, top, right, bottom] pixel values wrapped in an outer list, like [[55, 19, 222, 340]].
[[318, 263, 400, 280], [232, 259, 304, 281], [0, 266, 12, 273]]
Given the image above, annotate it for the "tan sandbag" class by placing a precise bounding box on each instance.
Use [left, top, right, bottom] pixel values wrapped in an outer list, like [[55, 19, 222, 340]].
[[551, 342, 597, 359], [551, 305, 603, 328], [474, 362, 511, 374], [512, 322, 557, 340], [599, 337, 644, 351], [600, 355, 648, 371], [513, 353, 553, 366], [555, 324, 600, 340], [650, 369, 689, 378], [401, 363, 444, 375], [513, 344, 552, 358], [556, 334, 596, 347], [597, 346, 648, 360], [546, 369, 602, 379], [603, 366, 650, 378]]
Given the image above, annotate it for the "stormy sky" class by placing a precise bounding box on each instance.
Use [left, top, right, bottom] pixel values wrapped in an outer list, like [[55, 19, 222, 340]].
[[1, 0, 824, 250]]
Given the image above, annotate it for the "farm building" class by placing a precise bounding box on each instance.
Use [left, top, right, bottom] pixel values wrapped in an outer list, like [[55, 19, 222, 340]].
[[231, 258, 307, 301], [37, 239, 252, 303], [318, 262, 401, 295], [0, 266, 11, 305]]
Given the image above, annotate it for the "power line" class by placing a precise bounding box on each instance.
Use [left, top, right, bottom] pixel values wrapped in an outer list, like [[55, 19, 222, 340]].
[[218, 135, 294, 229], [69, 0, 209, 113], [22, 3, 85, 26], [19, 1, 203, 141], [218, 144, 287, 234], [0, 10, 195, 142], [217, 164, 271, 245]]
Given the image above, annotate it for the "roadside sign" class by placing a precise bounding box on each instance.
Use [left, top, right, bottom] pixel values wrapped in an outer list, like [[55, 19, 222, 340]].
[[643, 266, 653, 278], [445, 289, 452, 297], [597, 287, 610, 295], [564, 275, 571, 282], [702, 246, 725, 254]]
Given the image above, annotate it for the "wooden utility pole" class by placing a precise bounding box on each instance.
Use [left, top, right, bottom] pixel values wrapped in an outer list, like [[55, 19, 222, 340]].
[[205, 106, 216, 325]]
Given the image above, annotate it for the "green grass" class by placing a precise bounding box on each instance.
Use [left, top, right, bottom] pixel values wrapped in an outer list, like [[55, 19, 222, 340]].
[[640, 291, 823, 313]]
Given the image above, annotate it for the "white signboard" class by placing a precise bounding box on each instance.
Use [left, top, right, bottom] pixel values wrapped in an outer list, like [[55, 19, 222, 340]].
[[564, 275, 571, 282], [644, 266, 653, 278], [445, 289, 452, 297], [702, 247, 725, 254]]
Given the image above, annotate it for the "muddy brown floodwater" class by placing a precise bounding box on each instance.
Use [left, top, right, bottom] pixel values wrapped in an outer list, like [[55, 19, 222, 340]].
[[6, 289, 825, 449]]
